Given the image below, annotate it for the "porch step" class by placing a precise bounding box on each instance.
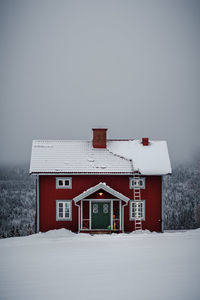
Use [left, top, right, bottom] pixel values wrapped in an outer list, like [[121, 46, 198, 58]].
[[81, 230, 122, 235]]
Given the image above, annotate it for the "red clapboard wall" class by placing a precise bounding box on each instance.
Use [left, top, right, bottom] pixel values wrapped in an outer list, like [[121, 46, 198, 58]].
[[39, 175, 162, 233]]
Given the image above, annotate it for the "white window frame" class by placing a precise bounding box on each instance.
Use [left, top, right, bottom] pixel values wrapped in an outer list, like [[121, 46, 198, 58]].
[[129, 200, 145, 220], [56, 200, 72, 221], [56, 177, 72, 189], [129, 177, 145, 189]]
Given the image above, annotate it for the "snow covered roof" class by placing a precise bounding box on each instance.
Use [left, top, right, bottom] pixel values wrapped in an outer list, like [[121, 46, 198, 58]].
[[30, 139, 171, 175], [73, 182, 130, 203], [108, 140, 172, 175]]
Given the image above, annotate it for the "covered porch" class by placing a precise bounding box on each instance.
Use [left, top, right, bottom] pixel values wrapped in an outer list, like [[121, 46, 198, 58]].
[[73, 182, 130, 233], [80, 199, 122, 232]]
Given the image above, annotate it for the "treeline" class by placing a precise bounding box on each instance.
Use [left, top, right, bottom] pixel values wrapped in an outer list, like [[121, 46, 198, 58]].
[[164, 158, 200, 229], [0, 160, 200, 237], [0, 166, 35, 237]]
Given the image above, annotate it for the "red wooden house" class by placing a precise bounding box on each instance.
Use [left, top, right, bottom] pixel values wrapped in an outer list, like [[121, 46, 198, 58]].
[[30, 128, 171, 233]]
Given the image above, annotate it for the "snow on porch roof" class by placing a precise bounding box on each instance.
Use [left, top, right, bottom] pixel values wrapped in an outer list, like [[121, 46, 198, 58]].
[[73, 182, 130, 203], [30, 139, 171, 175]]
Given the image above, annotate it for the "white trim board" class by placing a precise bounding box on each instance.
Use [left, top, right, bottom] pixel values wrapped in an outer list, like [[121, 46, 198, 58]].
[[30, 172, 134, 176]]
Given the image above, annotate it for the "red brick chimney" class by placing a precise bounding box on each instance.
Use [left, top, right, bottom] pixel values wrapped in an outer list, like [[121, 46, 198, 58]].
[[92, 128, 107, 148], [142, 137, 149, 146]]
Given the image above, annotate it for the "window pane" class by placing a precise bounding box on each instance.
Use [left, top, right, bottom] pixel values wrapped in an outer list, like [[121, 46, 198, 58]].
[[141, 203, 144, 217], [132, 203, 135, 217], [58, 180, 63, 186], [58, 202, 64, 219], [59, 203, 63, 215], [65, 203, 70, 218], [65, 209, 70, 215], [65, 203, 70, 210], [65, 180, 70, 186], [93, 204, 98, 214], [103, 203, 109, 214]]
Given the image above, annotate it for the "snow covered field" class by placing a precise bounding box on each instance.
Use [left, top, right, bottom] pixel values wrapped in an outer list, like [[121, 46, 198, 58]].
[[0, 229, 200, 300]]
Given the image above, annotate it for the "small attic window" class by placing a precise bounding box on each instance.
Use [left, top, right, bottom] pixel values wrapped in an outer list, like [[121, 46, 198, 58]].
[[129, 177, 145, 189], [56, 177, 72, 189]]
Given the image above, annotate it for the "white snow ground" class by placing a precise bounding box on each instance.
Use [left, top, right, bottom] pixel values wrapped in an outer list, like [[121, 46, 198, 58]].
[[0, 229, 199, 300]]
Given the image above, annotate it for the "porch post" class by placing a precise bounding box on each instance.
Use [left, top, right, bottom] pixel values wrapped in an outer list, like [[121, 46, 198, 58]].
[[122, 205, 124, 233], [111, 200, 113, 230], [161, 176, 164, 232], [89, 200, 91, 230], [81, 200, 83, 231], [119, 200, 121, 231]]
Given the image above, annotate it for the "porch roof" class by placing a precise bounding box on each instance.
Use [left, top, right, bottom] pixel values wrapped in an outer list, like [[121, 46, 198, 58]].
[[73, 182, 129, 203]]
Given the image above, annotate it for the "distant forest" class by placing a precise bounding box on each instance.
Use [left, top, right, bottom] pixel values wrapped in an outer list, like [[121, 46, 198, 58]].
[[0, 159, 200, 237]]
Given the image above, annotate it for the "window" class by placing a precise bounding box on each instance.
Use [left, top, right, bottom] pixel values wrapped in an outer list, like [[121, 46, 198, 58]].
[[103, 203, 109, 214], [130, 200, 145, 220], [129, 177, 145, 189], [56, 200, 72, 220], [93, 204, 98, 214], [56, 177, 72, 189]]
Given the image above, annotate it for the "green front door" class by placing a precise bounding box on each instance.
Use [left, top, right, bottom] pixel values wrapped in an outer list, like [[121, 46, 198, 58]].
[[91, 202, 111, 229]]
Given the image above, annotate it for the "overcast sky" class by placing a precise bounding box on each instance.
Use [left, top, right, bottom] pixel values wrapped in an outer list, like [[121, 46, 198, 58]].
[[0, 0, 199, 166]]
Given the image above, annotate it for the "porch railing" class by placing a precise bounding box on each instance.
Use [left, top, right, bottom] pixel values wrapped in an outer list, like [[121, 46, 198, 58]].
[[81, 219, 90, 230], [113, 218, 120, 231]]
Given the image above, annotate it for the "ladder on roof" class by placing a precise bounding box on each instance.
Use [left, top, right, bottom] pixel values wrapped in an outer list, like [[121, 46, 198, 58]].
[[133, 172, 143, 231]]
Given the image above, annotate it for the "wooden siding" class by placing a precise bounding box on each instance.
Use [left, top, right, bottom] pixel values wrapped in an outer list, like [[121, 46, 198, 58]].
[[39, 175, 162, 233]]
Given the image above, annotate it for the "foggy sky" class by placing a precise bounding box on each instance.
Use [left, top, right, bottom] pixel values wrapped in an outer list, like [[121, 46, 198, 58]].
[[0, 0, 200, 166]]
